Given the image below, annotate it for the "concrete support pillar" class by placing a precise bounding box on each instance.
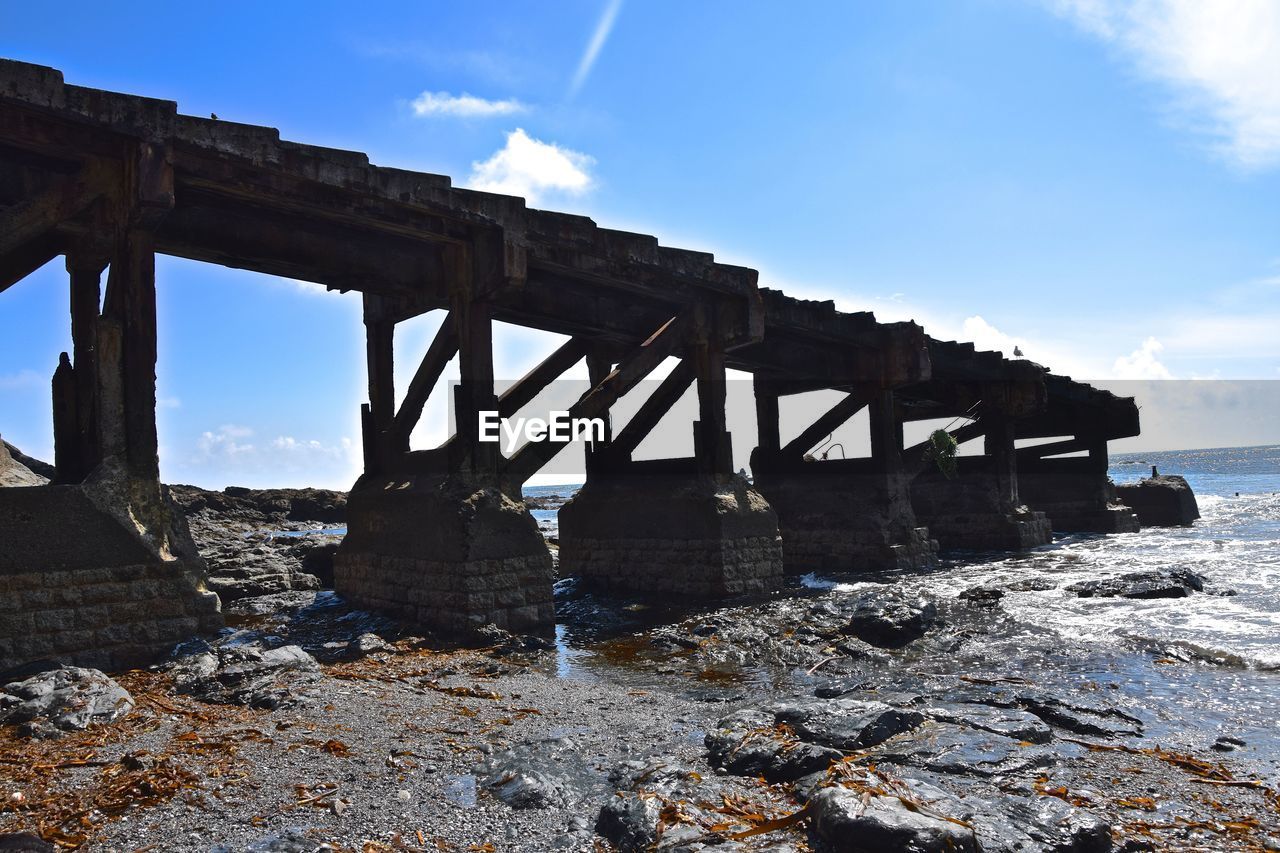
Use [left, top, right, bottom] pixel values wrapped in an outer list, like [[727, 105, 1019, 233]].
[[51, 353, 76, 481], [4, 230, 222, 674], [100, 232, 161, 481], [335, 473, 556, 635], [985, 413, 1018, 507], [692, 328, 732, 475], [454, 298, 502, 476], [557, 471, 783, 598], [754, 385, 937, 575], [910, 409, 1052, 552], [557, 315, 782, 599], [2, 143, 226, 674], [49, 256, 107, 484], [754, 379, 781, 458], [1017, 433, 1140, 533], [869, 389, 902, 473], [360, 295, 396, 476], [337, 270, 555, 636]]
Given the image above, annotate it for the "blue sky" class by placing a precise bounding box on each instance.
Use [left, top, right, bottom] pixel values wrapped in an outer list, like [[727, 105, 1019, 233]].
[[1, 0, 1278, 487]]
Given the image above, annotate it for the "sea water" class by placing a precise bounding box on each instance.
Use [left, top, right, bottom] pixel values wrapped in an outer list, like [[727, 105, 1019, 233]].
[[542, 445, 1280, 769]]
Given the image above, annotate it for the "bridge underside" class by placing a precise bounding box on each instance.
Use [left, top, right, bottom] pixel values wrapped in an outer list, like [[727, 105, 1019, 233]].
[[0, 59, 1143, 669]]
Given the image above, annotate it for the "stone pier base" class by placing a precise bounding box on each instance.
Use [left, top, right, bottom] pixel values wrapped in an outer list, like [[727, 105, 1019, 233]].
[[0, 474, 222, 674], [754, 466, 937, 574], [911, 464, 1052, 552], [557, 473, 783, 597], [1019, 460, 1140, 533], [334, 475, 555, 635]]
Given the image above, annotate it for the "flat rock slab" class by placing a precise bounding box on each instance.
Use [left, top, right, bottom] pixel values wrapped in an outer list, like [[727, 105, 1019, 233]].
[[809, 784, 979, 853], [806, 760, 1115, 853], [956, 791, 1113, 853], [772, 697, 926, 751], [867, 721, 1057, 778], [1067, 568, 1204, 599], [1016, 694, 1143, 739], [0, 667, 133, 738], [923, 703, 1053, 744], [705, 708, 844, 782], [212, 828, 328, 852]]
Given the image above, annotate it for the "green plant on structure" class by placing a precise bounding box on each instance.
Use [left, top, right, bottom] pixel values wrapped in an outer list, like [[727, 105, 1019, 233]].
[[925, 429, 959, 479]]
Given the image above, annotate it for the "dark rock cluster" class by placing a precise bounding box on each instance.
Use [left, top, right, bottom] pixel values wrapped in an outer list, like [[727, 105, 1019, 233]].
[[168, 484, 347, 602], [1116, 475, 1200, 527]]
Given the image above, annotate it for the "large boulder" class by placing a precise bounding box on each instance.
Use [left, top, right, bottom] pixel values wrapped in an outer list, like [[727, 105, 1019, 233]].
[[596, 758, 721, 852], [844, 593, 937, 648], [0, 667, 133, 737], [1115, 475, 1200, 526], [0, 832, 56, 852]]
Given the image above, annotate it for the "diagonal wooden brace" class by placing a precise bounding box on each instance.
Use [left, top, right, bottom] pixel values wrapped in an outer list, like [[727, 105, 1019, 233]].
[[502, 313, 692, 483], [782, 387, 876, 459]]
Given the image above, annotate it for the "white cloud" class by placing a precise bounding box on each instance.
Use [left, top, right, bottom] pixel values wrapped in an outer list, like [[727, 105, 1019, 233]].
[[410, 91, 527, 118], [271, 435, 355, 462], [1112, 336, 1174, 379], [1162, 313, 1280, 357], [193, 425, 356, 469], [195, 424, 256, 460], [1047, 0, 1280, 169], [467, 128, 595, 205], [570, 0, 624, 97], [961, 315, 1032, 359], [157, 396, 182, 410]]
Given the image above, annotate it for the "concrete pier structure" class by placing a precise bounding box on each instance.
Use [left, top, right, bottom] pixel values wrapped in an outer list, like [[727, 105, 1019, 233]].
[[0, 59, 1148, 666]]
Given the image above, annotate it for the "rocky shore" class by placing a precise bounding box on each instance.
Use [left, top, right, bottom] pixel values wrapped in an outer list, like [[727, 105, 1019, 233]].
[[2, 482, 1278, 851], [167, 485, 348, 603]]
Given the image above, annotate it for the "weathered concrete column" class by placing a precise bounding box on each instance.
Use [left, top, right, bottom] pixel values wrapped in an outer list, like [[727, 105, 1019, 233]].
[[753, 386, 937, 574], [3, 223, 222, 674], [910, 414, 1052, 551], [558, 314, 783, 599], [1018, 434, 1140, 533], [336, 280, 556, 635], [335, 473, 556, 634]]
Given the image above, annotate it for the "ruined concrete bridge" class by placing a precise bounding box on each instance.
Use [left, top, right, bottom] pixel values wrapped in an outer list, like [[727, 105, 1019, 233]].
[[0, 60, 1140, 672]]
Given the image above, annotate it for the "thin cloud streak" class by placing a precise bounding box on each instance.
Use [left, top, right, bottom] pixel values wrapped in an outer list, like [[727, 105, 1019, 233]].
[[1047, 0, 1280, 170], [569, 0, 623, 98], [410, 91, 527, 118]]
